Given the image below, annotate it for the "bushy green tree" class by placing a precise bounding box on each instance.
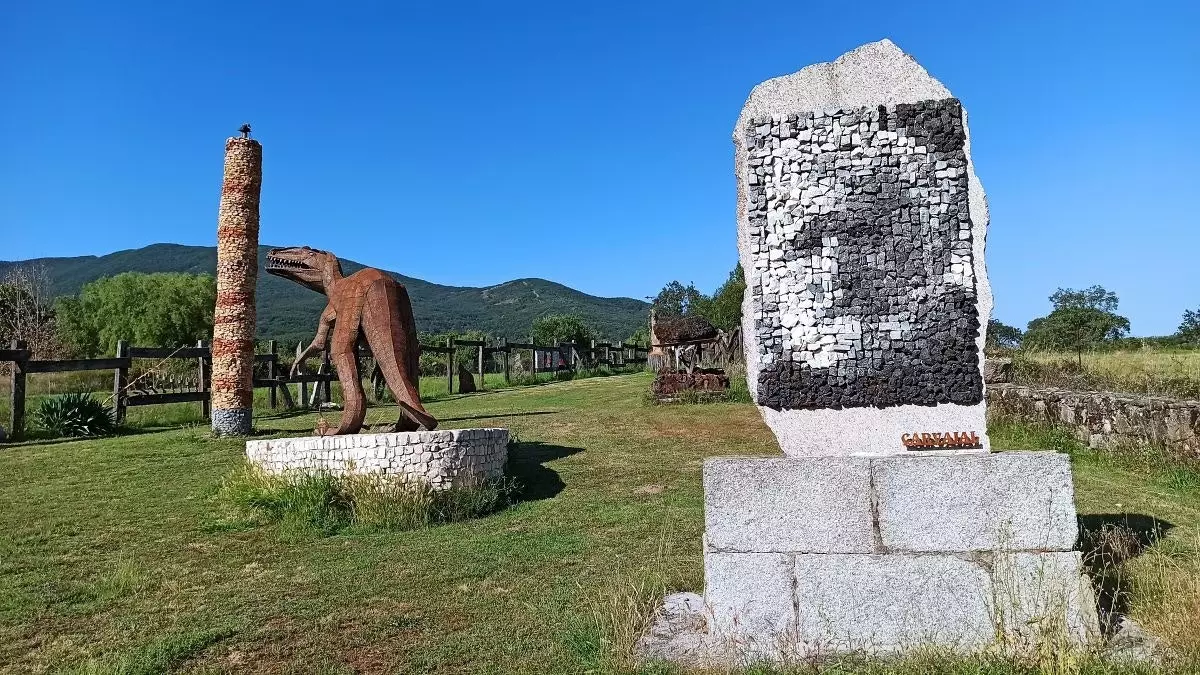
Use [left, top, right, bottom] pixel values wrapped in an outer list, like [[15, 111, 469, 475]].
[[985, 319, 1023, 350], [626, 325, 649, 348], [1178, 308, 1200, 344], [531, 314, 593, 346], [417, 329, 489, 376], [651, 281, 704, 318], [1048, 285, 1120, 313], [55, 272, 216, 356], [1023, 285, 1130, 365], [692, 265, 745, 332], [651, 264, 745, 333]]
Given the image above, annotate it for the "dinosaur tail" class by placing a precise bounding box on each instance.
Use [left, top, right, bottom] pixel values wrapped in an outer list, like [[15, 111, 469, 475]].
[[361, 278, 438, 431]]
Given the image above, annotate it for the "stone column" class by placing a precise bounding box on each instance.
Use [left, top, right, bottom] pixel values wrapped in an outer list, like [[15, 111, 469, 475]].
[[211, 135, 262, 436]]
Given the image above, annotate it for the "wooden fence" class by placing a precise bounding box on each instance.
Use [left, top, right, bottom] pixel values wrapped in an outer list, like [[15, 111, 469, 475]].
[[2, 337, 648, 441]]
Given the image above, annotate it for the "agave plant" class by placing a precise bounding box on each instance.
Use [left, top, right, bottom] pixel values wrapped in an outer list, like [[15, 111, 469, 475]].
[[35, 392, 117, 438]]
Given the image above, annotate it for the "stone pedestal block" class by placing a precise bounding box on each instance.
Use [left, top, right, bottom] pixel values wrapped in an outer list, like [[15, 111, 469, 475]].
[[702, 453, 1099, 657]]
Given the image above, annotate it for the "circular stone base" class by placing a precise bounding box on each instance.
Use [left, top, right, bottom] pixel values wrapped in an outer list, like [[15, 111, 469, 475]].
[[211, 408, 252, 436], [245, 428, 508, 489]]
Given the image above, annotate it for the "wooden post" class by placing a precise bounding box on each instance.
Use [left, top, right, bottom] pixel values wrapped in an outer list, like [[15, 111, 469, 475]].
[[477, 344, 485, 392], [530, 337, 537, 379], [197, 339, 211, 419], [321, 350, 333, 405], [113, 340, 128, 424], [9, 340, 26, 440], [446, 337, 455, 394], [502, 337, 510, 384], [267, 340, 277, 409]]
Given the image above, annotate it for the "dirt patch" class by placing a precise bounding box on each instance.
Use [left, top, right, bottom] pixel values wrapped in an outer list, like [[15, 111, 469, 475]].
[[634, 484, 666, 495]]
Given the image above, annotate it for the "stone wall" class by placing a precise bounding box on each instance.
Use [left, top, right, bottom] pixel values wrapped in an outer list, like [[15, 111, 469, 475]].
[[745, 98, 983, 410], [988, 384, 1200, 459], [245, 428, 508, 489]]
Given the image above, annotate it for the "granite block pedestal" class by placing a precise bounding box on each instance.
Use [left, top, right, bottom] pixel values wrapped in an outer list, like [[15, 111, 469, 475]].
[[703, 453, 1099, 658]]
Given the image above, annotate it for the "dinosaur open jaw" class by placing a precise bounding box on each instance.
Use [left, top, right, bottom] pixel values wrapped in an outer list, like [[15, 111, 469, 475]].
[[265, 255, 312, 273]]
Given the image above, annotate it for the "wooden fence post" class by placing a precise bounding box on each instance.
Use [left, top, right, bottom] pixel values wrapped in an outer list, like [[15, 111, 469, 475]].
[[267, 340, 278, 409], [299, 356, 309, 410], [197, 339, 211, 419], [113, 340, 128, 424], [530, 337, 537, 379], [321, 350, 333, 405], [502, 337, 510, 384], [446, 337, 455, 395], [477, 343, 485, 392], [8, 340, 26, 440]]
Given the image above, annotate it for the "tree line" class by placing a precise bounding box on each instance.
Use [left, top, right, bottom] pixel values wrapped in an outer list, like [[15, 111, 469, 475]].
[[0, 267, 649, 363], [988, 285, 1200, 362], [2, 264, 1195, 364]]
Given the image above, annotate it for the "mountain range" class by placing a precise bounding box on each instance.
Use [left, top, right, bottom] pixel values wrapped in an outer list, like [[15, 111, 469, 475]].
[[0, 244, 650, 347]]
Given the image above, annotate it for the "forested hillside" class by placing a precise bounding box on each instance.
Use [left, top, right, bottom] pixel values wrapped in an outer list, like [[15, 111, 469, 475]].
[[0, 244, 649, 346]]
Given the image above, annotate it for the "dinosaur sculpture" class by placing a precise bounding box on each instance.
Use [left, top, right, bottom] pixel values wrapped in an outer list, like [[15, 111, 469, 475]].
[[265, 246, 437, 435]]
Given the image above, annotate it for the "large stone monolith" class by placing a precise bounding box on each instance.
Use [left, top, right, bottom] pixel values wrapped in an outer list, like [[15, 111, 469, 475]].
[[698, 40, 1099, 660]]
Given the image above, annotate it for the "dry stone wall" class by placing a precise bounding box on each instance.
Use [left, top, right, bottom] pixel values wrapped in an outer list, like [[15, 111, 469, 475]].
[[988, 384, 1200, 459], [245, 428, 508, 489]]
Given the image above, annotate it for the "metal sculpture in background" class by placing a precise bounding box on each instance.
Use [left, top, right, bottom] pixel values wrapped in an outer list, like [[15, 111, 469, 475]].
[[265, 246, 437, 434]]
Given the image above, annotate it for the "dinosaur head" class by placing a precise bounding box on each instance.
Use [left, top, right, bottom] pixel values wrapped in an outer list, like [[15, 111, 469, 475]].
[[265, 246, 341, 294]]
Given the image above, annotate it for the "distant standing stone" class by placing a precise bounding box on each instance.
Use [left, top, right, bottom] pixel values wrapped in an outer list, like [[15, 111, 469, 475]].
[[983, 357, 1013, 384], [457, 364, 477, 393]]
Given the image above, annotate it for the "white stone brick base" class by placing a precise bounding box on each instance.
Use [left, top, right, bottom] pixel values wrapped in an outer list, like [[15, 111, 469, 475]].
[[245, 428, 508, 490]]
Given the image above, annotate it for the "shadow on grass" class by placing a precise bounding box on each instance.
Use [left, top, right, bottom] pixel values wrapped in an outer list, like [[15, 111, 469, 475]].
[[506, 441, 582, 503], [1078, 512, 1176, 631]]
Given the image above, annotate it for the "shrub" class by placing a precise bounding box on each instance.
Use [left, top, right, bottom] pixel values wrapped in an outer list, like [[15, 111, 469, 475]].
[[217, 463, 516, 535], [34, 392, 116, 437]]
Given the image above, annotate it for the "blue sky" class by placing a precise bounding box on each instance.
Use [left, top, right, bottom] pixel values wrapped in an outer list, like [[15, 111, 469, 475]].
[[2, 1, 1197, 335]]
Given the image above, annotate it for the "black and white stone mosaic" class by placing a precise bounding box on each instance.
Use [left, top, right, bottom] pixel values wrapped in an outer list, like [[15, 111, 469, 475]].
[[746, 97, 983, 410]]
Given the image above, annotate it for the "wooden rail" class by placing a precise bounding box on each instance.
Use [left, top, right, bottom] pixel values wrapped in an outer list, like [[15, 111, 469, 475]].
[[1, 336, 648, 441]]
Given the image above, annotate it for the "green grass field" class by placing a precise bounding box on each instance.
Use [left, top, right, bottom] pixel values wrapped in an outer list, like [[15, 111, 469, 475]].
[[1011, 349, 1200, 399], [1, 373, 1198, 674], [0, 368, 631, 440]]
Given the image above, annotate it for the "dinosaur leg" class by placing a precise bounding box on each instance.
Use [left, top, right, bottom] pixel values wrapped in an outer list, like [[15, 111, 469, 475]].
[[361, 279, 438, 431], [330, 327, 367, 435]]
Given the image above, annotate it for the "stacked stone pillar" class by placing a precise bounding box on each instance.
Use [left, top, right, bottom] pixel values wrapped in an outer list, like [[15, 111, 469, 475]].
[[211, 135, 262, 436]]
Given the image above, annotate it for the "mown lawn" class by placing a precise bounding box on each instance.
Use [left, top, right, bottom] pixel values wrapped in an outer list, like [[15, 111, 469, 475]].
[[1, 373, 1197, 674]]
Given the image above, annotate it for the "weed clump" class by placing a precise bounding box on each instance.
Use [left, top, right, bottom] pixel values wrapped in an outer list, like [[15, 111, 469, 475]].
[[34, 392, 116, 437], [216, 463, 515, 535]]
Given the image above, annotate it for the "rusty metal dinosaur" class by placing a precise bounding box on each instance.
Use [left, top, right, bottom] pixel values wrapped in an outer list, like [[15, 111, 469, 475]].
[[265, 246, 437, 435]]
